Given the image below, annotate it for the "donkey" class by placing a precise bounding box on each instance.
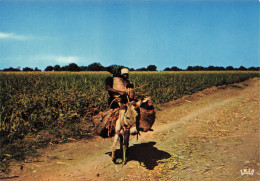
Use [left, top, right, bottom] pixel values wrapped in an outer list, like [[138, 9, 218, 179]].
[[111, 100, 141, 165]]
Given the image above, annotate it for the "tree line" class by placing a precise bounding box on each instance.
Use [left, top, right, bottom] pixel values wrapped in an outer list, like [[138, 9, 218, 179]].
[[1, 62, 259, 72]]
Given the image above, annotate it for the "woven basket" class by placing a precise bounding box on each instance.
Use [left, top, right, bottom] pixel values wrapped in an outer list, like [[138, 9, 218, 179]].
[[139, 107, 156, 132]]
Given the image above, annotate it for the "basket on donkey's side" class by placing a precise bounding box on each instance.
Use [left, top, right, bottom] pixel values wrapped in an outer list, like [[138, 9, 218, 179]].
[[92, 99, 156, 138], [139, 99, 155, 132], [92, 108, 118, 138]]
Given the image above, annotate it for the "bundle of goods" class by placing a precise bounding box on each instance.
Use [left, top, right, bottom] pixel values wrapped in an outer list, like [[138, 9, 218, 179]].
[[92, 108, 119, 138], [138, 98, 156, 132], [92, 97, 155, 138]]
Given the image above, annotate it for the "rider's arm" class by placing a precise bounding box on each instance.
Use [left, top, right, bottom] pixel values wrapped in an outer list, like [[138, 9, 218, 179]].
[[105, 77, 126, 96], [106, 84, 126, 95]]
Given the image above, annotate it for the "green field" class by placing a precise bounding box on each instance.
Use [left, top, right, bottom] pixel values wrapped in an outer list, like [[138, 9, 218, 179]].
[[0, 71, 259, 162]]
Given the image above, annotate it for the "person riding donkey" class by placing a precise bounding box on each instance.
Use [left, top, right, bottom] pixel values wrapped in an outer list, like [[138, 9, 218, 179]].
[[105, 67, 134, 109], [92, 67, 156, 164], [93, 67, 155, 138], [92, 68, 135, 137], [106, 68, 155, 164]]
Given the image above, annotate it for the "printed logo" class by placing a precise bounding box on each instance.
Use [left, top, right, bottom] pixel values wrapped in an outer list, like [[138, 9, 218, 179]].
[[240, 168, 254, 176]]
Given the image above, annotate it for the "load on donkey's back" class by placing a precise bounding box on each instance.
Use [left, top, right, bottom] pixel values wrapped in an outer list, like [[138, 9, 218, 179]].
[[92, 67, 156, 138]]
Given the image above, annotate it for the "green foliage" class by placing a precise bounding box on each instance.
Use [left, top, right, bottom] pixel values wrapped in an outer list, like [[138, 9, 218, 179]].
[[0, 73, 107, 149], [129, 71, 259, 104], [0, 71, 259, 162]]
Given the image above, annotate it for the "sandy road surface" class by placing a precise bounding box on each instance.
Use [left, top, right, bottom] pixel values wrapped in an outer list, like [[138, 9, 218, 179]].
[[4, 78, 260, 181]]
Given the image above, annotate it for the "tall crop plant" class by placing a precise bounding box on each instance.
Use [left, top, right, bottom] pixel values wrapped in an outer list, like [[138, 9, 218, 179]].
[[130, 71, 259, 104], [0, 71, 259, 154], [0, 72, 109, 147]]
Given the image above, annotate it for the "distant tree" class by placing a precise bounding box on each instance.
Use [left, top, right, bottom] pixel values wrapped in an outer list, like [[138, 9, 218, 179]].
[[187, 66, 194, 71], [248, 66, 260, 71], [238, 66, 247, 71], [164, 67, 171, 71], [53, 65, 61, 71], [68, 63, 80, 71], [199, 66, 205, 71], [136, 67, 147, 71], [2, 67, 21, 71], [147, 65, 157, 71], [220, 66, 225, 70], [23, 67, 34, 71], [45, 66, 54, 71], [34, 67, 41, 71], [213, 66, 225, 71], [87, 62, 105, 71], [79, 66, 88, 71], [226, 66, 234, 70], [61, 65, 69, 71], [207, 66, 216, 71], [189, 66, 202, 71], [171, 66, 182, 71], [192, 66, 199, 71]]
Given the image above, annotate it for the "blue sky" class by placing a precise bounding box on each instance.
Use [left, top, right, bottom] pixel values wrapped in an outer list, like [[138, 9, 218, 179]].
[[0, 0, 259, 71]]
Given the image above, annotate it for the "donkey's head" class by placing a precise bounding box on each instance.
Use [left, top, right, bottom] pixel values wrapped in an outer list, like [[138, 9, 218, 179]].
[[124, 102, 137, 126], [119, 99, 142, 127]]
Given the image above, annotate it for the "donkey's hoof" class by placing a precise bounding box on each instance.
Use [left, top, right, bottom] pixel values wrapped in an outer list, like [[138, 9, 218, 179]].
[[113, 158, 123, 164], [122, 158, 127, 165]]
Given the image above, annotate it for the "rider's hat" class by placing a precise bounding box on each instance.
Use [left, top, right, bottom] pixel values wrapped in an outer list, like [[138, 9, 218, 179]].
[[121, 68, 129, 75]]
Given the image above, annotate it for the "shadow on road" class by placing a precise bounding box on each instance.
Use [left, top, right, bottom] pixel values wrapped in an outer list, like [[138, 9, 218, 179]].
[[106, 142, 171, 170], [104, 142, 171, 170], [127, 141, 171, 170]]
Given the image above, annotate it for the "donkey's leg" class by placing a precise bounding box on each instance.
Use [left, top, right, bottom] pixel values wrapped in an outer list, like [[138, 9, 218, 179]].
[[111, 134, 119, 162], [119, 133, 123, 154], [122, 130, 130, 165], [125, 130, 130, 149], [112, 117, 122, 163]]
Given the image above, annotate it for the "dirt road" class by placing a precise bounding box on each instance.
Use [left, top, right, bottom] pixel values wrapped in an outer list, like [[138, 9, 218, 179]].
[[4, 78, 260, 180]]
